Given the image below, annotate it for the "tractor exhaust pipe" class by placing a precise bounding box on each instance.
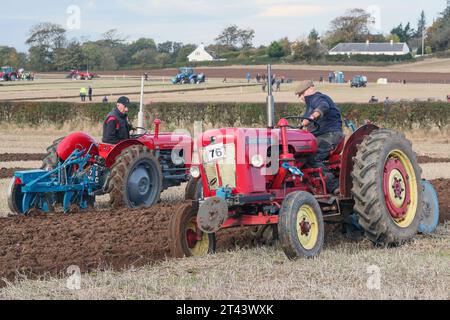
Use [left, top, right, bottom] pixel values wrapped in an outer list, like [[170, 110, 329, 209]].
[[137, 76, 145, 134], [266, 64, 275, 128]]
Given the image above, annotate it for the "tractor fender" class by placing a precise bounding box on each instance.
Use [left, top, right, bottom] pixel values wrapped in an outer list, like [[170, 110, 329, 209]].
[[56, 132, 99, 161], [339, 123, 379, 197], [103, 139, 155, 167]]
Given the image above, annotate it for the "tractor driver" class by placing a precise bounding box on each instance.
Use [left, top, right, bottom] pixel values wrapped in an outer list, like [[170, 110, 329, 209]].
[[102, 96, 134, 145], [295, 80, 344, 194]]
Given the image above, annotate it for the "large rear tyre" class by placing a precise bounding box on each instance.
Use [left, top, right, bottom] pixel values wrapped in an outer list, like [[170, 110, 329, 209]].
[[169, 201, 216, 258], [108, 145, 162, 209], [278, 191, 324, 259], [352, 129, 422, 246]]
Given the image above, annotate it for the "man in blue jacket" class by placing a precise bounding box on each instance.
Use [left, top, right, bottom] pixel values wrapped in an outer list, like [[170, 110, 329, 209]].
[[295, 80, 344, 194]]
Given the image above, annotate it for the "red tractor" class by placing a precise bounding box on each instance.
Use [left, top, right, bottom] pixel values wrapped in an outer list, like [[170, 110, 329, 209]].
[[67, 70, 98, 80], [8, 120, 193, 214], [0, 66, 19, 81], [169, 66, 438, 260]]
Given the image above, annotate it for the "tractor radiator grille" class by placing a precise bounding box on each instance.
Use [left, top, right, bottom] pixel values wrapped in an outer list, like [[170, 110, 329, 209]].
[[203, 143, 236, 190]]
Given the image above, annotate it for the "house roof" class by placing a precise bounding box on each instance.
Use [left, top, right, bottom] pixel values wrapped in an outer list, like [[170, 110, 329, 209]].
[[330, 42, 407, 53]]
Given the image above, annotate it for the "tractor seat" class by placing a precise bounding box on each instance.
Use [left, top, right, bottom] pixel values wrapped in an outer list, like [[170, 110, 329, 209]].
[[328, 137, 345, 164]]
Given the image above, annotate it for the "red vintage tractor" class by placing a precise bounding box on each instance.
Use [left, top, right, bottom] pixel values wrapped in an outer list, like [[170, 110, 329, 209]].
[[8, 120, 193, 214], [169, 66, 438, 260], [0, 66, 19, 81], [67, 70, 98, 80]]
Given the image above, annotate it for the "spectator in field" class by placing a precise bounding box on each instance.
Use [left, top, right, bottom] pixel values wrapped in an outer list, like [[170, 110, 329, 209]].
[[103, 96, 108, 103], [446, 94, 450, 102], [246, 73, 251, 83], [261, 79, 267, 92], [80, 87, 87, 102], [223, 77, 227, 83], [88, 86, 93, 101], [144, 73, 149, 81], [319, 75, 324, 83], [256, 73, 261, 83], [328, 72, 334, 83], [275, 78, 281, 92]]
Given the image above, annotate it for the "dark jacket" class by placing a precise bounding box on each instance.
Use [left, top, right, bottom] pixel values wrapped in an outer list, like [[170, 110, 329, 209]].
[[102, 107, 131, 144], [304, 92, 343, 137]]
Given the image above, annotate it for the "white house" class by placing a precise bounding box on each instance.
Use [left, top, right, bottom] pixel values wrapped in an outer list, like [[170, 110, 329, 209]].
[[187, 44, 215, 62], [329, 40, 410, 56]]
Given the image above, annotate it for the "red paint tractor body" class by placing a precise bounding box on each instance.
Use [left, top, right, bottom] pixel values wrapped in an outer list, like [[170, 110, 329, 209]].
[[169, 66, 430, 260]]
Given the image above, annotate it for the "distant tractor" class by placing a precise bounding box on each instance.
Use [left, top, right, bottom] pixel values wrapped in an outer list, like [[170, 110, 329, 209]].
[[0, 66, 19, 81], [172, 67, 206, 84], [67, 70, 98, 80], [350, 75, 368, 88]]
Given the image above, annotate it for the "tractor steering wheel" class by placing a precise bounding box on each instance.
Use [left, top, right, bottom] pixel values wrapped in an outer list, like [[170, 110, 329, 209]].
[[283, 116, 320, 134], [130, 127, 149, 139]]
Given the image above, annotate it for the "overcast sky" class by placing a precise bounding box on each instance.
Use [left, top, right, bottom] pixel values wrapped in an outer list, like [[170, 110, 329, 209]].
[[2, 0, 446, 51]]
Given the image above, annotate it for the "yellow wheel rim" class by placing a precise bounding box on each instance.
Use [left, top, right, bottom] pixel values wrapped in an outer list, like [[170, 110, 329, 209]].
[[187, 219, 210, 256], [296, 204, 319, 250], [385, 150, 418, 228]]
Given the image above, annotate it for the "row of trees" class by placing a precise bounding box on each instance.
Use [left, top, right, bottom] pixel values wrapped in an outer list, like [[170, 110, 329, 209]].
[[1, 2, 449, 71]]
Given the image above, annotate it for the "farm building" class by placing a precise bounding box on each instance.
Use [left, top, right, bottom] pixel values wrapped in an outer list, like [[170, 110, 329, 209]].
[[187, 44, 217, 62], [329, 40, 410, 55]]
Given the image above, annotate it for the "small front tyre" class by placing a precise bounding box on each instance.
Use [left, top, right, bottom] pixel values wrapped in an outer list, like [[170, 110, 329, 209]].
[[169, 201, 216, 258], [278, 191, 324, 259]]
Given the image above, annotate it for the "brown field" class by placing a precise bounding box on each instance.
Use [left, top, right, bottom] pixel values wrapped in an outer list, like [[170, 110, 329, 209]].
[[1, 78, 450, 104]]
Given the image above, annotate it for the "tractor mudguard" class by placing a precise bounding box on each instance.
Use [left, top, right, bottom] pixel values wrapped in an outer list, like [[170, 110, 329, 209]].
[[102, 139, 149, 167], [339, 123, 379, 197]]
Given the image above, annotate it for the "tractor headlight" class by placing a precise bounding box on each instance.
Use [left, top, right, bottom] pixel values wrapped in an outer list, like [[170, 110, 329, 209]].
[[190, 166, 201, 178], [251, 154, 265, 168]]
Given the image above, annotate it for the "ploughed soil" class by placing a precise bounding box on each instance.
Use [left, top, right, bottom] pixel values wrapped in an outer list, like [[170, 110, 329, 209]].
[[0, 154, 45, 162], [430, 178, 450, 223], [102, 67, 450, 84], [0, 202, 255, 287], [0, 168, 32, 179], [0, 180, 448, 287], [417, 156, 450, 164]]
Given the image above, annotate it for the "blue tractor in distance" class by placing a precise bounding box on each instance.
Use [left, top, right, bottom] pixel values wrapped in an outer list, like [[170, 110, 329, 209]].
[[172, 67, 206, 84]]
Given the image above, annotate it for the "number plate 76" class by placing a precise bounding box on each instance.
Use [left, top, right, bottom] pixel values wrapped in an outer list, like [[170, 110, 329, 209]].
[[205, 143, 226, 162]]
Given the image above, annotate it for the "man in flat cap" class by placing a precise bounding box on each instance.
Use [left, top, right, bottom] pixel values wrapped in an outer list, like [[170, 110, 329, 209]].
[[102, 96, 134, 144], [295, 80, 344, 194]]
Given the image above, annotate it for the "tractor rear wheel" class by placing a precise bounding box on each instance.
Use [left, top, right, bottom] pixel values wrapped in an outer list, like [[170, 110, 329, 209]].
[[278, 191, 324, 259], [108, 145, 162, 209], [351, 129, 422, 246], [169, 201, 216, 258]]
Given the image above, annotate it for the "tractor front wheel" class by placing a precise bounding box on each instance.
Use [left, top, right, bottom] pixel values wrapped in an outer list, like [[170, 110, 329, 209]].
[[184, 177, 203, 200], [278, 191, 324, 259], [169, 201, 216, 258], [351, 129, 422, 245], [108, 145, 162, 209]]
